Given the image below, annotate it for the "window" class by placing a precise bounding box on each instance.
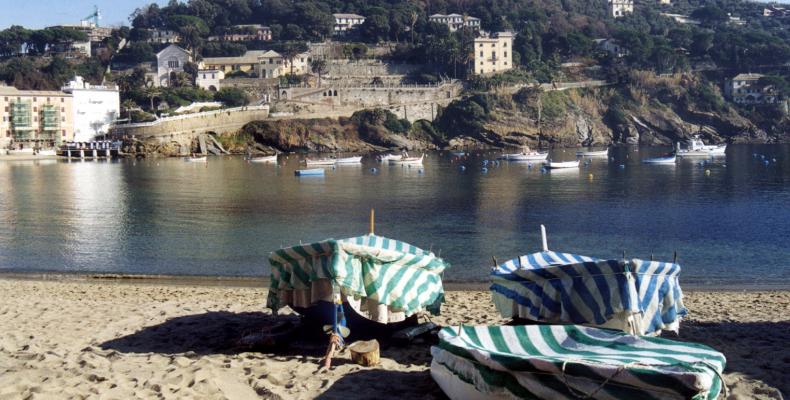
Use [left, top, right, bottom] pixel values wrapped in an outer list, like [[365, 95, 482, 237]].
[[33, 107, 37, 112], [33, 97, 36, 102], [61, 98, 64, 103], [47, 97, 51, 102], [5, 130, 9, 137], [480, 51, 483, 57], [61, 108, 65, 112], [62, 117, 66, 122], [62, 130, 66, 137], [504, 52, 508, 58], [168, 60, 180, 68]]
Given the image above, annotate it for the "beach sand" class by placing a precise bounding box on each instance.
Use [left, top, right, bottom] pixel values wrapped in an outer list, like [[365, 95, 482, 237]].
[[0, 277, 787, 399]]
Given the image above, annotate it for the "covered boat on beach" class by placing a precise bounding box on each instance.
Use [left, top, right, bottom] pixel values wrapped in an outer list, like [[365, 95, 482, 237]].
[[490, 227, 687, 336], [431, 324, 726, 400], [267, 224, 449, 365]]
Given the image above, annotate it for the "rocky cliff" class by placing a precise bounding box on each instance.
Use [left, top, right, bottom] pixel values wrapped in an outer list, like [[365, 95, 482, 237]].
[[216, 72, 787, 153]]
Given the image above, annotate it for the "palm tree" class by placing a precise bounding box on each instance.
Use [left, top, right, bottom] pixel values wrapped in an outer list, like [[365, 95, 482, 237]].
[[143, 79, 160, 112], [310, 59, 328, 87], [121, 99, 137, 121]]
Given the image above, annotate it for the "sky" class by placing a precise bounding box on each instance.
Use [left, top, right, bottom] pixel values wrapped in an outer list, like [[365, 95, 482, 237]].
[[0, 0, 167, 30], [0, 0, 789, 30]]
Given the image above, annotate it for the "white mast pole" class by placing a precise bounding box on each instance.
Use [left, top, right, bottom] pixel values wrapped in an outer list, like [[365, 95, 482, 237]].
[[541, 224, 548, 252]]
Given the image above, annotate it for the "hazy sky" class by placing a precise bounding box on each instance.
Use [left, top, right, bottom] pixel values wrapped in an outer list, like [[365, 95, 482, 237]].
[[0, 0, 167, 29], [1, 0, 789, 30]]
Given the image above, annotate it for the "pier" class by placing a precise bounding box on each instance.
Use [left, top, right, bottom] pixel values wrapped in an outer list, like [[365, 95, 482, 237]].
[[60, 141, 121, 160]]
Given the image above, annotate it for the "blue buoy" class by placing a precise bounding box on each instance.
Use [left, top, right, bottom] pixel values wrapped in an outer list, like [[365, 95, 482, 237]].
[[460, 165, 466, 171], [418, 169, 423, 174], [619, 164, 625, 169], [772, 158, 777, 162], [481, 167, 488, 173], [370, 168, 378, 173], [541, 167, 547, 173], [764, 160, 770, 166]]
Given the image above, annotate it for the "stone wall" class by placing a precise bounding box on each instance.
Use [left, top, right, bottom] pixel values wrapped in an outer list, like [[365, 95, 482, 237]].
[[109, 106, 269, 146], [325, 60, 425, 77]]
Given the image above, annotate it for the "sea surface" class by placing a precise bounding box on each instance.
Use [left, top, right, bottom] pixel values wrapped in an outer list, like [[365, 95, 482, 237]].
[[1, 144, 788, 288]]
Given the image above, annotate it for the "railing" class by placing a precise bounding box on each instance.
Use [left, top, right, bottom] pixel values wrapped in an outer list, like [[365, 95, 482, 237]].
[[113, 105, 269, 129]]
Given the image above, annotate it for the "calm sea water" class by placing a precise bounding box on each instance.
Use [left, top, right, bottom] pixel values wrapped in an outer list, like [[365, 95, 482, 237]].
[[1, 144, 788, 288]]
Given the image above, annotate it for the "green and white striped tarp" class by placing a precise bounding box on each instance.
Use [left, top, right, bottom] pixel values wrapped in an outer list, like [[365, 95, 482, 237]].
[[267, 234, 449, 318], [431, 325, 726, 400]]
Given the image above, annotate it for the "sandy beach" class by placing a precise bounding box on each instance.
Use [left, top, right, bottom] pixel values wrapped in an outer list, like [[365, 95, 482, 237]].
[[0, 277, 787, 399]]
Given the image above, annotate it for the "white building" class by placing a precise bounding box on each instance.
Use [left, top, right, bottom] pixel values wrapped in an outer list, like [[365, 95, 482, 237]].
[[61, 76, 119, 142], [155, 45, 192, 87], [333, 13, 365, 35], [472, 32, 514, 76], [595, 38, 628, 58], [428, 14, 481, 32], [609, 0, 634, 18], [196, 70, 224, 91], [146, 29, 181, 44], [726, 73, 778, 105]]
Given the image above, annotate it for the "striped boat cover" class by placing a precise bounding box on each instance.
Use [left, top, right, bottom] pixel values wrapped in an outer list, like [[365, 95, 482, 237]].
[[490, 251, 687, 335], [432, 325, 725, 400], [267, 234, 449, 318]]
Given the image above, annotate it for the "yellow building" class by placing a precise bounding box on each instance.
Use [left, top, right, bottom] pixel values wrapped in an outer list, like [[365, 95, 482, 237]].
[[472, 32, 514, 76], [0, 86, 74, 151], [201, 50, 313, 79]]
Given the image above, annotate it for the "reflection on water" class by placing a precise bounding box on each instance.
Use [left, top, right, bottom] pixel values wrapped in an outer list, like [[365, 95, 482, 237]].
[[0, 144, 789, 288]]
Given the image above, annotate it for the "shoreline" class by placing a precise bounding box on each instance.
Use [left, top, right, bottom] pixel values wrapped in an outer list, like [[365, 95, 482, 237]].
[[1, 270, 789, 291]]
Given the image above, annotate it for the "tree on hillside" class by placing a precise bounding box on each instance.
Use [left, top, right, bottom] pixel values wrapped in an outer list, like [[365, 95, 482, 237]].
[[310, 58, 328, 86], [691, 5, 729, 27]]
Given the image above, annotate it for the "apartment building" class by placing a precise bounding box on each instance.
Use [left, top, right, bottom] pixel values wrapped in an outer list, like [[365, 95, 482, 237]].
[[472, 32, 514, 76], [333, 14, 365, 35], [0, 86, 74, 151], [428, 14, 481, 32]]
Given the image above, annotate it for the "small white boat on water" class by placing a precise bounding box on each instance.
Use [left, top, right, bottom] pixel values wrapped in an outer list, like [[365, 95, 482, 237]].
[[379, 154, 402, 162], [576, 148, 609, 157], [545, 160, 580, 169], [295, 168, 325, 176], [305, 158, 337, 166], [506, 152, 549, 162], [249, 155, 278, 163], [185, 156, 208, 162], [335, 156, 363, 164], [676, 136, 726, 157], [391, 154, 424, 165], [643, 154, 676, 164]]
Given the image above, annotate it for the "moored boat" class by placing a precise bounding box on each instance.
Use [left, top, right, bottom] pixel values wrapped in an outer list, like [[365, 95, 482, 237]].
[[576, 148, 609, 157], [642, 154, 676, 164], [677, 136, 726, 157], [294, 168, 325, 176], [335, 156, 363, 164], [249, 155, 278, 163], [544, 159, 579, 169], [391, 154, 424, 165], [185, 155, 208, 162], [379, 154, 402, 162], [506, 152, 549, 162], [305, 158, 337, 166]]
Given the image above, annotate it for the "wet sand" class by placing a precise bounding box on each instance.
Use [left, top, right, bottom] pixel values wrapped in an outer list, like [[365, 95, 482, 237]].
[[0, 277, 786, 399]]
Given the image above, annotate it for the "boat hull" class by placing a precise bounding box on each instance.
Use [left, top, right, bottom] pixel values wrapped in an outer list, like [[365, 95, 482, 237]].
[[677, 146, 726, 157], [305, 159, 336, 166], [335, 156, 363, 164], [643, 156, 676, 164], [507, 153, 548, 162], [249, 155, 278, 163], [379, 154, 402, 162], [295, 168, 325, 176], [391, 155, 424, 165], [576, 149, 609, 157], [185, 157, 207, 163], [545, 160, 579, 169]]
